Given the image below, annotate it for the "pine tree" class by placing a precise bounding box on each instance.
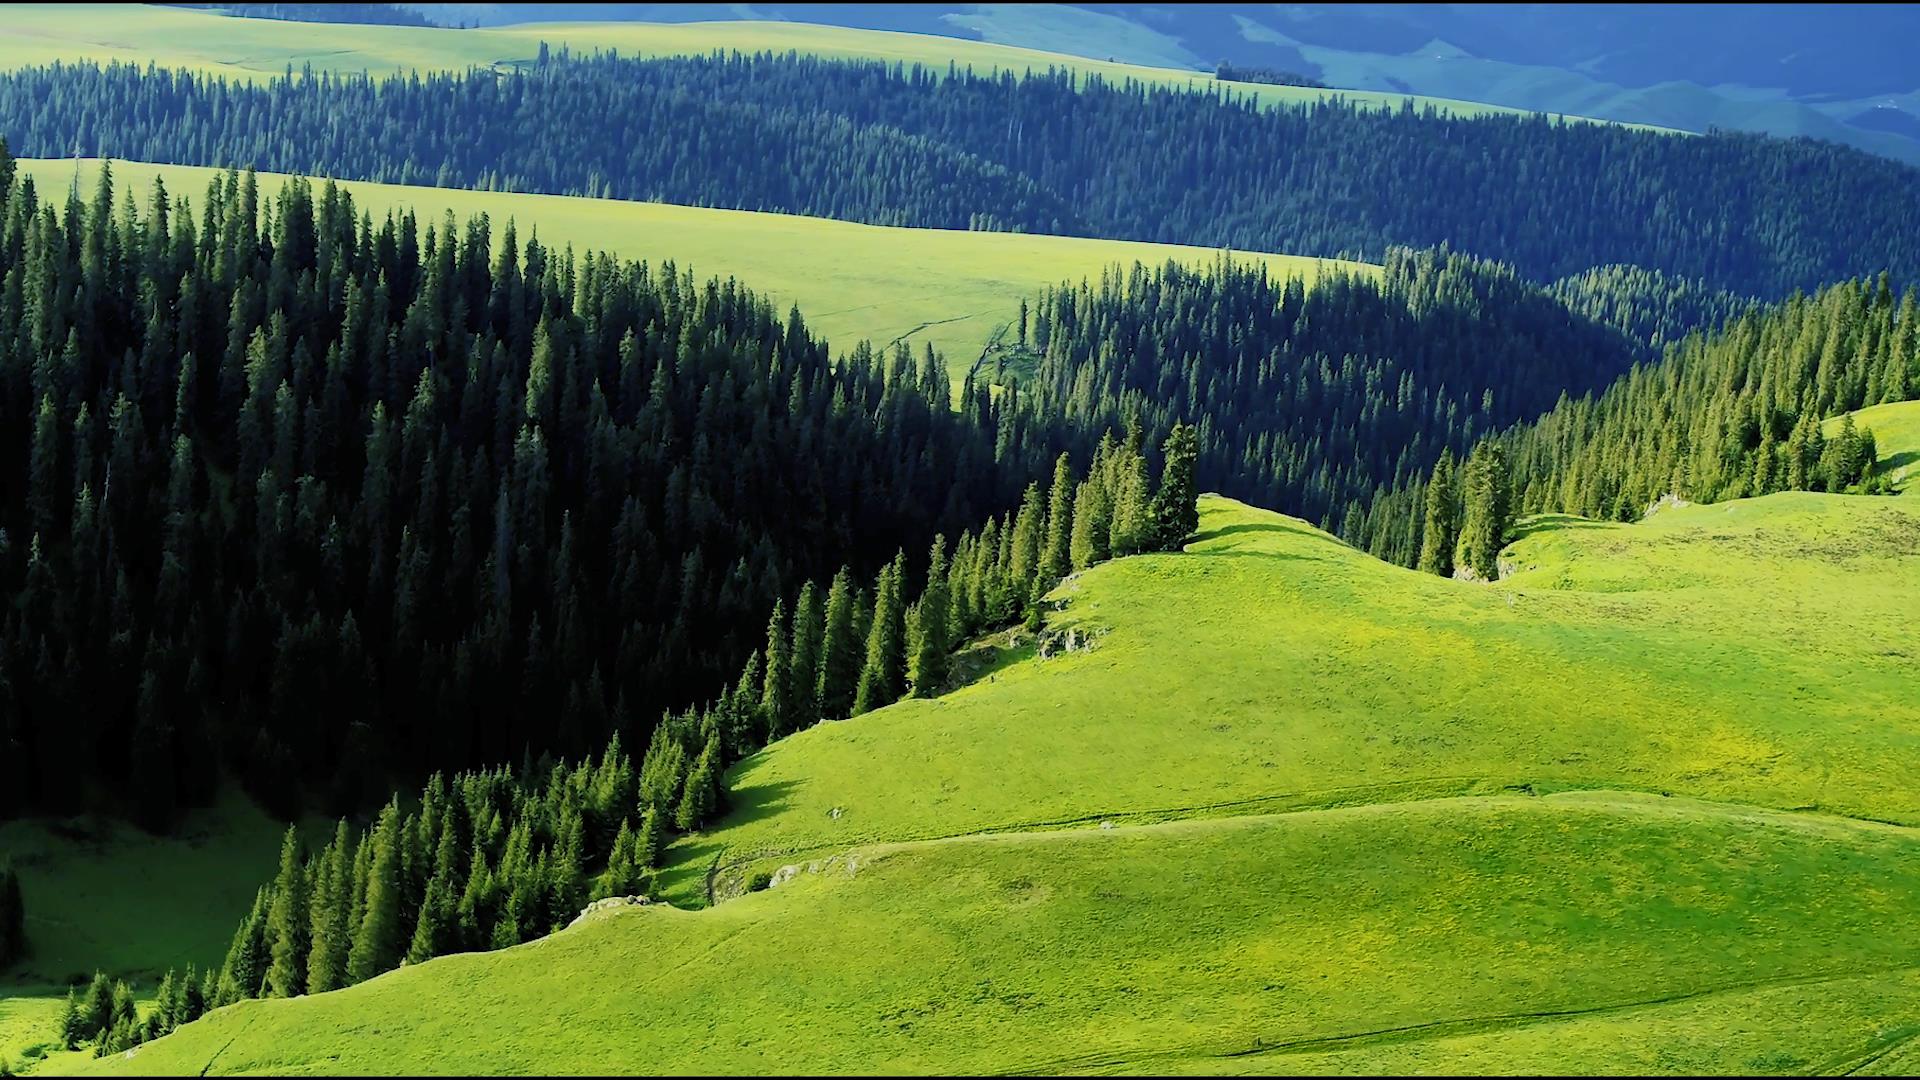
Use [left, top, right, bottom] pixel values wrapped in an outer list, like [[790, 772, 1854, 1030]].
[[263, 826, 309, 997], [1040, 453, 1075, 581], [1417, 452, 1459, 577], [214, 887, 270, 1004], [908, 536, 951, 697], [1108, 435, 1154, 557], [816, 567, 859, 721], [59, 987, 83, 1049], [346, 802, 404, 984], [673, 735, 720, 831], [853, 554, 907, 715], [1152, 422, 1199, 550], [789, 581, 824, 726], [306, 820, 352, 995], [82, 972, 114, 1041], [760, 599, 793, 740], [1456, 441, 1513, 581]]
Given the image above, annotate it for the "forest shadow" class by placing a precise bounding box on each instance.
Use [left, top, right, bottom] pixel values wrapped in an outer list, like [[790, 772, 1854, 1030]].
[[1507, 514, 1617, 543]]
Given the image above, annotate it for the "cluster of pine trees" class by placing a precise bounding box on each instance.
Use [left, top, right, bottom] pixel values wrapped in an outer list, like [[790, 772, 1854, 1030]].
[[56, 968, 196, 1058], [0, 143, 1078, 826], [716, 422, 1201, 753], [1373, 274, 1915, 571], [198, 738, 682, 1013], [1009, 249, 1646, 546], [193, 421, 1200, 1005], [6, 51, 1920, 297]]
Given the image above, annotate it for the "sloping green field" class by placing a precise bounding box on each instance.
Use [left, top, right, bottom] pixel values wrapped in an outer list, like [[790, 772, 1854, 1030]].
[[0, 4, 1637, 128], [67, 795, 1920, 1076], [44, 401, 1919, 1076], [13, 158, 1365, 382]]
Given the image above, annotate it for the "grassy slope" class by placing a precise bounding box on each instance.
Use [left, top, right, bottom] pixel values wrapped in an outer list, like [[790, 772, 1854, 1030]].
[[74, 796, 1920, 1076], [0, 4, 1596, 125], [63, 402, 1920, 1076], [0, 794, 303, 1072], [13, 158, 1365, 383]]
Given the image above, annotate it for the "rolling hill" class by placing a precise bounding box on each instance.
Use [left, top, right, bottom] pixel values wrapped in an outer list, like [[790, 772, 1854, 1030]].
[[0, 4, 1652, 130], [56, 400, 1920, 1076], [11, 158, 1367, 383]]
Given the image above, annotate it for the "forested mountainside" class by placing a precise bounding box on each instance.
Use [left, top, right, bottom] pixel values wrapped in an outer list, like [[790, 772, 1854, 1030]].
[[1353, 274, 1915, 566], [1013, 248, 1646, 536], [0, 146, 1088, 826], [6, 51, 1920, 298]]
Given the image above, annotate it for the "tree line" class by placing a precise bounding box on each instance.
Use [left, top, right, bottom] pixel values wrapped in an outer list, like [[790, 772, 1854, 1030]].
[[73, 420, 1201, 1035], [4, 50, 1920, 298], [1366, 274, 1914, 573], [1004, 248, 1649, 547], [0, 142, 1095, 828]]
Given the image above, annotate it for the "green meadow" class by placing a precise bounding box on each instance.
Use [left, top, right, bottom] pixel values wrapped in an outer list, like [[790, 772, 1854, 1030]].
[[0, 4, 1650, 129], [21, 400, 1913, 1076], [13, 158, 1365, 385]]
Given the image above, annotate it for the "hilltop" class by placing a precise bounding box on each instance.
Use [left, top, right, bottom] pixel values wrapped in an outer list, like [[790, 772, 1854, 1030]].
[[64, 401, 1920, 1076], [0, 4, 1621, 128], [12, 158, 1364, 383]]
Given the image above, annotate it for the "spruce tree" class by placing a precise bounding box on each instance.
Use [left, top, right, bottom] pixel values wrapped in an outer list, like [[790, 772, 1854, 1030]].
[[1108, 436, 1154, 556], [1151, 422, 1200, 550], [214, 887, 270, 1004], [908, 537, 951, 697], [816, 567, 859, 721], [306, 820, 352, 995], [853, 554, 907, 715], [789, 581, 824, 726], [263, 826, 309, 997], [346, 802, 404, 984], [1040, 453, 1075, 581], [1417, 452, 1459, 577], [1456, 441, 1513, 581], [760, 599, 793, 741]]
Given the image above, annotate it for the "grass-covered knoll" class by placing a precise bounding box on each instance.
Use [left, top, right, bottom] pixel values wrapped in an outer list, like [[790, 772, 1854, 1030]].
[[14, 158, 1362, 383], [0, 4, 1635, 128], [662, 488, 1920, 903], [78, 793, 1920, 1075]]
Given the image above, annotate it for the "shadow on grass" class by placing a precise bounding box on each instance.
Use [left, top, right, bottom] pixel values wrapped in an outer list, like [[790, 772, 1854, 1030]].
[[1190, 519, 1342, 553], [1878, 449, 1918, 480], [1507, 514, 1617, 543]]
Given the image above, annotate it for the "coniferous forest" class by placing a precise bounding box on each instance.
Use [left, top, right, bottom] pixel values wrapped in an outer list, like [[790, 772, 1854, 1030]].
[[0, 144, 1094, 825], [4, 9, 1920, 1076], [5, 51, 1920, 299]]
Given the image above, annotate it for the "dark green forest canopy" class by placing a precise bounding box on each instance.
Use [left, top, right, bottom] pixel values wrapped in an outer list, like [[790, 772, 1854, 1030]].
[[4, 50, 1920, 298], [0, 145, 1079, 825], [1012, 248, 1651, 544], [1353, 274, 1917, 565]]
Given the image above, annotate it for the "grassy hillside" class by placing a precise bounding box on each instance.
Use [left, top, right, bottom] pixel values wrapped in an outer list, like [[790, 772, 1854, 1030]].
[[14, 158, 1364, 383], [0, 4, 1659, 130], [665, 455, 1920, 903], [49, 401, 1920, 1075], [72, 794, 1920, 1076], [0, 795, 302, 1073]]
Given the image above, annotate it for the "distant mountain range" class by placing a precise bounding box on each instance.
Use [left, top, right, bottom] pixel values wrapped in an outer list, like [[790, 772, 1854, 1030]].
[[394, 3, 1920, 165]]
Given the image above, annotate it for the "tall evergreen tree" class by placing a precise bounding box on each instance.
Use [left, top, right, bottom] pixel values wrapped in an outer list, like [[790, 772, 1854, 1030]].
[[1456, 441, 1512, 581], [1152, 422, 1199, 550], [853, 554, 908, 715], [346, 802, 404, 984], [816, 567, 860, 722], [263, 826, 310, 997], [908, 537, 951, 697], [1417, 452, 1459, 577]]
